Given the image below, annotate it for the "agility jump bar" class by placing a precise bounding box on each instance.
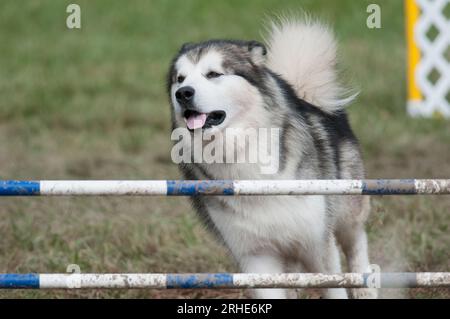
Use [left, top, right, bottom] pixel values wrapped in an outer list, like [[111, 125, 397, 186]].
[[0, 273, 449, 289], [0, 179, 449, 196]]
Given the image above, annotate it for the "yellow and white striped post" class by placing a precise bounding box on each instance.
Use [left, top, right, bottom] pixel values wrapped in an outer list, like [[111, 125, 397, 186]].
[[405, 0, 450, 118], [405, 0, 423, 115]]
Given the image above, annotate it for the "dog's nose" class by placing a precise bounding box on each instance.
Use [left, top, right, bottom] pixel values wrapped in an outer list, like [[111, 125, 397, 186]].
[[175, 86, 195, 104]]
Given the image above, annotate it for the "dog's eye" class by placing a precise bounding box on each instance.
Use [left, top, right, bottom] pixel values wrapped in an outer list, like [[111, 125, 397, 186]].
[[177, 75, 185, 83], [206, 71, 223, 79]]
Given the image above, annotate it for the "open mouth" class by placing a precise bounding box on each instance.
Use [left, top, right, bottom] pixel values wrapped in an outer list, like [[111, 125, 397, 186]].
[[183, 110, 226, 131]]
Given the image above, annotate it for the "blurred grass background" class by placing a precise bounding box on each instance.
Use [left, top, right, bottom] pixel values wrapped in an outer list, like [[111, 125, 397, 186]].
[[0, 0, 448, 298]]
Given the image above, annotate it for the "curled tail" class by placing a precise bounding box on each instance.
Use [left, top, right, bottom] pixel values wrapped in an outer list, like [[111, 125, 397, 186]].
[[265, 16, 356, 113]]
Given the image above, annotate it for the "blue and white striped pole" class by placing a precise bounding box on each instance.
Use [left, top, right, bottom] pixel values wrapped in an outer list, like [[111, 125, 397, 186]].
[[0, 273, 449, 289], [0, 179, 449, 196]]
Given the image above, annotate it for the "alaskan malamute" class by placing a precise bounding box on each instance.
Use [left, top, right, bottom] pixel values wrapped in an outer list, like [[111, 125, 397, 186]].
[[167, 17, 376, 299]]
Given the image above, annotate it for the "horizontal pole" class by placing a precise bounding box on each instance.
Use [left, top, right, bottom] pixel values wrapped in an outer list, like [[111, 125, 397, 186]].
[[0, 273, 448, 289], [0, 179, 449, 196]]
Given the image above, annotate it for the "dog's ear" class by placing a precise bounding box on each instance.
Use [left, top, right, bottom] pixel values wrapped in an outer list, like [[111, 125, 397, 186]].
[[180, 42, 194, 52], [247, 41, 267, 65]]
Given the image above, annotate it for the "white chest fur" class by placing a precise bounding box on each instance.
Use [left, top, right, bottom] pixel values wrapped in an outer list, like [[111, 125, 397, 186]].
[[207, 195, 327, 258]]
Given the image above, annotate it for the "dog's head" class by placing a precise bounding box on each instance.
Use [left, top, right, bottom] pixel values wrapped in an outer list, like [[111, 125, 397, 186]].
[[167, 40, 267, 133]]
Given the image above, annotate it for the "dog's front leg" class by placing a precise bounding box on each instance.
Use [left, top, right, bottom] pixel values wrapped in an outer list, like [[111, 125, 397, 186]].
[[239, 254, 287, 299]]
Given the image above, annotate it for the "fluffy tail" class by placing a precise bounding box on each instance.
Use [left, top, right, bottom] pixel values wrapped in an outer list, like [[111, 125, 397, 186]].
[[265, 16, 356, 112]]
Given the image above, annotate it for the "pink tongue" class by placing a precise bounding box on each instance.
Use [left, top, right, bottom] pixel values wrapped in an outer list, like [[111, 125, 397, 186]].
[[186, 113, 207, 130]]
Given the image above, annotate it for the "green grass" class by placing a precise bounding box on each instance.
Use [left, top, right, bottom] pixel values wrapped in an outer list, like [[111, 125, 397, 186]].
[[0, 0, 449, 298]]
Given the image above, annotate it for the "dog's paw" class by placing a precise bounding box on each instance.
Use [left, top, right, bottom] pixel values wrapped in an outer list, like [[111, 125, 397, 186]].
[[351, 288, 378, 299]]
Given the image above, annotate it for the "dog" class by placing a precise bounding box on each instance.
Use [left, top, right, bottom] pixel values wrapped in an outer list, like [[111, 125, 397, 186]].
[[167, 16, 377, 299]]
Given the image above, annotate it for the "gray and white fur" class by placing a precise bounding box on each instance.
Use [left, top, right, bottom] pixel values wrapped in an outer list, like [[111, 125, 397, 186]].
[[167, 17, 377, 299]]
